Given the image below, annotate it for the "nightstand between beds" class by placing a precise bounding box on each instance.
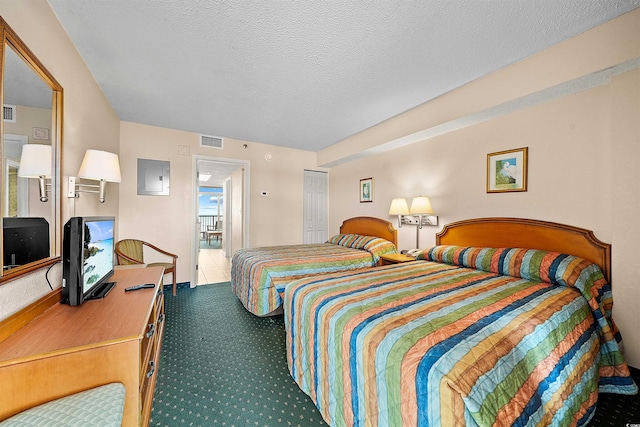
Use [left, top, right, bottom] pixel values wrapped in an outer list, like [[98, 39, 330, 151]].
[[379, 253, 416, 265]]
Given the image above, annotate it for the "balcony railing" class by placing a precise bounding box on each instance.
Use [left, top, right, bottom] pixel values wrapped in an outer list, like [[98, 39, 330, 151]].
[[198, 215, 222, 235]]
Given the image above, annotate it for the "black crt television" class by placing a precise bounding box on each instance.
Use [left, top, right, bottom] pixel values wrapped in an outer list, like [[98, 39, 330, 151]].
[[62, 216, 116, 306], [2, 217, 50, 269]]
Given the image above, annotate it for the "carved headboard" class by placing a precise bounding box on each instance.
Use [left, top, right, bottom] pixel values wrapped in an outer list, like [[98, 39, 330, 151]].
[[437, 217, 611, 283], [339, 216, 398, 247]]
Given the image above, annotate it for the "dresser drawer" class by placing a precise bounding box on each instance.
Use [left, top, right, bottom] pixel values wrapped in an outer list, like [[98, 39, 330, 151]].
[[140, 291, 163, 384]]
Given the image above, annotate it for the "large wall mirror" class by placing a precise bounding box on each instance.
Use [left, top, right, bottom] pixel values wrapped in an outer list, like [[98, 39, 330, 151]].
[[1, 17, 63, 283]]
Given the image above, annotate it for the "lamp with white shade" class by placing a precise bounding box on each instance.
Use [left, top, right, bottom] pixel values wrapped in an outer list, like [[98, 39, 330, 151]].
[[388, 195, 438, 249], [388, 198, 409, 228], [18, 144, 52, 202], [409, 196, 435, 229], [68, 149, 121, 203]]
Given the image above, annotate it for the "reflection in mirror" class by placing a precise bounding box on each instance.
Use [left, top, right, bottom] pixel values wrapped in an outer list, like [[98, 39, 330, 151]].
[[1, 18, 63, 282]]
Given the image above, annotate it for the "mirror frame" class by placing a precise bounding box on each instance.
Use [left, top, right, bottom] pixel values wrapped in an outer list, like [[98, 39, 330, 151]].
[[0, 17, 63, 283]]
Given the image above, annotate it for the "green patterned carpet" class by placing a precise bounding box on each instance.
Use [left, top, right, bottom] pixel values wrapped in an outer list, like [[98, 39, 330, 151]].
[[151, 283, 327, 426], [151, 283, 639, 426]]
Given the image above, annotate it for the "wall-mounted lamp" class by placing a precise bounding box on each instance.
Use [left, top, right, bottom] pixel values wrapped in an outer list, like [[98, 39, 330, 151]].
[[388, 198, 410, 228], [68, 149, 121, 203], [388, 196, 438, 248], [409, 196, 436, 229], [17, 144, 52, 202]]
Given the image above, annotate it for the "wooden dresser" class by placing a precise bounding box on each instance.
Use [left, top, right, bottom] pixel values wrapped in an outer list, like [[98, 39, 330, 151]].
[[0, 266, 165, 426]]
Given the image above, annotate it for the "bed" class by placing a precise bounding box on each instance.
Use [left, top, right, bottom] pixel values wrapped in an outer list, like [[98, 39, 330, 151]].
[[231, 216, 398, 316], [284, 217, 637, 427]]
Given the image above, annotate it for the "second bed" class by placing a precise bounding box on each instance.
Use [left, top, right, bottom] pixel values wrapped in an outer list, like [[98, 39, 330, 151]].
[[231, 216, 398, 316]]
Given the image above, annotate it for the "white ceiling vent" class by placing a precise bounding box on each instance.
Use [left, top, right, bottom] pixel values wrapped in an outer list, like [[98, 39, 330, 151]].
[[3, 104, 16, 123], [200, 134, 223, 149]]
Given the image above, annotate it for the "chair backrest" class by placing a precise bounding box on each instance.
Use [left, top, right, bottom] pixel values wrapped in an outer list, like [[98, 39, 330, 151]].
[[216, 219, 223, 230], [115, 239, 144, 265]]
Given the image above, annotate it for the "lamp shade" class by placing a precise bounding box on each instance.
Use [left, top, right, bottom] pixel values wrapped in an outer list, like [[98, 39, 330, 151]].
[[17, 144, 52, 178], [388, 198, 409, 215], [77, 149, 121, 182], [409, 196, 434, 214]]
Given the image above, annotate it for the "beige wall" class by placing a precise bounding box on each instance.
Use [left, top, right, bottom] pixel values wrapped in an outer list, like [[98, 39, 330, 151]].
[[118, 121, 319, 284], [4, 106, 51, 144], [0, 0, 120, 319], [327, 9, 640, 368], [610, 67, 640, 369], [329, 86, 614, 244]]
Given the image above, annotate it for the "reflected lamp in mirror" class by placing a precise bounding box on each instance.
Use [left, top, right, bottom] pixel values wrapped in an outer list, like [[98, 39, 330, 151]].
[[388, 198, 409, 228], [17, 144, 52, 202], [409, 196, 437, 229], [68, 149, 121, 203]]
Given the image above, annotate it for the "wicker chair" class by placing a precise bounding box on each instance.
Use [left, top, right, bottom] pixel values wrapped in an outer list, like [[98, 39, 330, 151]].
[[115, 239, 178, 296]]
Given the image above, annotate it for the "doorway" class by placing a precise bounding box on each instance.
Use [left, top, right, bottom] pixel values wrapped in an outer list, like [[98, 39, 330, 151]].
[[192, 156, 250, 286]]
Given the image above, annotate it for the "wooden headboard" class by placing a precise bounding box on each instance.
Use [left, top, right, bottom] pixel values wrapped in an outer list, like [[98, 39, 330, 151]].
[[339, 216, 398, 247], [436, 217, 611, 283]]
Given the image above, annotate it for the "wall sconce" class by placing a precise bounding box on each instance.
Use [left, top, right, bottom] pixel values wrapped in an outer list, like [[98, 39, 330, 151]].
[[17, 144, 52, 202], [410, 196, 436, 229], [68, 149, 121, 203], [388, 198, 410, 228], [388, 196, 438, 248]]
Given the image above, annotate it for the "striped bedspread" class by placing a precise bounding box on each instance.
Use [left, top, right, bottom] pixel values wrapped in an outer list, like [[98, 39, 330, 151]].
[[285, 249, 637, 427], [231, 236, 396, 316]]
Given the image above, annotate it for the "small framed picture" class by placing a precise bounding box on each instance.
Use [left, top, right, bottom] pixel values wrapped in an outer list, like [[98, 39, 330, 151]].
[[359, 177, 373, 203], [32, 127, 50, 141], [487, 147, 528, 193]]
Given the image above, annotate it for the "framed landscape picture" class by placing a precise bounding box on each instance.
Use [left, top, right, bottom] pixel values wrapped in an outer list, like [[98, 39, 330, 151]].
[[360, 177, 373, 202], [486, 147, 528, 193]]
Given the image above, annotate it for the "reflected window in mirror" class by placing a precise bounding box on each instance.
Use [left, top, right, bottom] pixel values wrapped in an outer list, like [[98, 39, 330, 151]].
[[1, 17, 63, 281]]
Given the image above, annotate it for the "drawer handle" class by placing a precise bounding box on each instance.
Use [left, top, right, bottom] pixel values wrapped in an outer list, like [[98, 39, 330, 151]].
[[146, 323, 156, 338], [146, 360, 155, 378]]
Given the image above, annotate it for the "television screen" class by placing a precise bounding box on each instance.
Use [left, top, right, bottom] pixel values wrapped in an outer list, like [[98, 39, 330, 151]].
[[2, 217, 49, 268], [82, 218, 115, 294], [62, 216, 115, 305]]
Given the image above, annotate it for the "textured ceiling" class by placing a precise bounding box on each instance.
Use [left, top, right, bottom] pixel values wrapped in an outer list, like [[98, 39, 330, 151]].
[[48, 0, 640, 152]]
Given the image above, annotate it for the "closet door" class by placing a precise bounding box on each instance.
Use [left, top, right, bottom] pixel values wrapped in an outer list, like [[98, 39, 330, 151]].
[[303, 170, 328, 244]]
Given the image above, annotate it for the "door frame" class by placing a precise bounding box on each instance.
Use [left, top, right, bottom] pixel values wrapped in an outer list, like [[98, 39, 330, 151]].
[[191, 155, 250, 287], [3, 134, 30, 217]]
